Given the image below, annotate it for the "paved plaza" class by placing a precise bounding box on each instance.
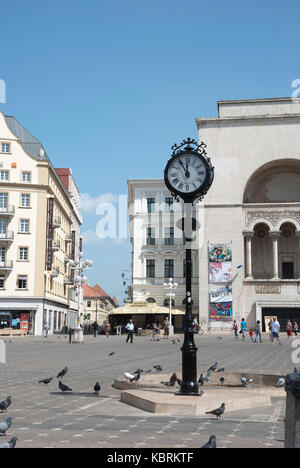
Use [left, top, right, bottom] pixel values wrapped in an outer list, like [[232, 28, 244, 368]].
[[0, 332, 295, 448]]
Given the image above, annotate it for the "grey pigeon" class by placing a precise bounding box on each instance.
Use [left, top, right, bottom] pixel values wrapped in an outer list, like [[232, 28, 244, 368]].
[[0, 437, 18, 449], [130, 371, 142, 382], [198, 374, 205, 386], [217, 368, 225, 373], [0, 397, 11, 413], [207, 362, 218, 373], [57, 367, 68, 379], [206, 403, 225, 419], [276, 377, 285, 388], [204, 372, 211, 384], [0, 417, 12, 435], [241, 374, 254, 388], [134, 369, 144, 375], [201, 435, 217, 448], [161, 373, 177, 387], [59, 381, 72, 392], [94, 382, 101, 394], [154, 365, 162, 372], [39, 378, 53, 385], [219, 378, 225, 386]]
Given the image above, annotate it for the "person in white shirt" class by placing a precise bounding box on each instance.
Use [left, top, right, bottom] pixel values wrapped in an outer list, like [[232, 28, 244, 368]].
[[125, 319, 134, 343], [271, 317, 281, 345]]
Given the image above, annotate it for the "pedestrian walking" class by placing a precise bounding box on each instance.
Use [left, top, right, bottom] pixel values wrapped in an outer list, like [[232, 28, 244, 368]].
[[233, 320, 239, 339], [192, 316, 198, 333], [240, 318, 247, 342], [155, 320, 161, 341], [151, 320, 157, 341], [254, 320, 262, 343], [287, 319, 293, 339], [92, 321, 98, 339], [271, 317, 281, 345], [163, 317, 170, 339], [117, 324, 122, 336], [104, 321, 111, 339], [294, 321, 299, 337], [43, 322, 50, 338], [268, 319, 273, 342], [249, 329, 254, 343], [125, 319, 134, 343]]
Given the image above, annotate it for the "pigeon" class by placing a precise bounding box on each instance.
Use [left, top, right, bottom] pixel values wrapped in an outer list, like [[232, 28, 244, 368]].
[[57, 367, 68, 379], [171, 339, 176, 344], [124, 372, 135, 382], [241, 374, 254, 388], [219, 378, 225, 386], [207, 362, 218, 373], [161, 373, 178, 387], [198, 374, 205, 386], [201, 435, 217, 449], [217, 368, 225, 373], [130, 371, 142, 382], [206, 403, 226, 419], [134, 369, 144, 375], [0, 417, 12, 435], [38, 378, 53, 385], [176, 377, 182, 386], [177, 339, 181, 343], [276, 377, 285, 388], [94, 382, 101, 394], [154, 365, 162, 372], [108, 352, 115, 357], [0, 437, 18, 449], [59, 381, 72, 392], [0, 397, 11, 413]]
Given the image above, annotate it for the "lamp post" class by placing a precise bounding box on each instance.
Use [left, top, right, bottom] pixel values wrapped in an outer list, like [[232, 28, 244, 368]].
[[67, 253, 93, 343], [163, 278, 177, 336], [164, 138, 214, 395]]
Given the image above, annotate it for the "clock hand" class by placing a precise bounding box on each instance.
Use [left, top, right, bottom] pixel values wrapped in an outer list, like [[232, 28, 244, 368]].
[[179, 160, 190, 178]]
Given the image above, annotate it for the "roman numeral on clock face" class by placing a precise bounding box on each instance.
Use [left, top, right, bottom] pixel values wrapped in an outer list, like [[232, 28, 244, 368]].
[[172, 178, 179, 185], [178, 183, 183, 190]]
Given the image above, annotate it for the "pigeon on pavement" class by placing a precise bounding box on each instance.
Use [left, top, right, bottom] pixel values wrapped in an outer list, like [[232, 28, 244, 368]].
[[276, 377, 285, 388], [207, 363, 218, 373], [219, 378, 225, 386], [57, 367, 68, 379], [154, 365, 162, 372], [94, 382, 101, 394], [59, 381, 72, 392], [161, 373, 177, 387], [206, 403, 226, 420], [217, 368, 225, 373], [133, 369, 144, 375], [241, 374, 254, 388], [201, 435, 217, 448], [108, 352, 115, 357], [0, 417, 12, 435], [0, 397, 11, 413], [0, 437, 18, 449], [38, 378, 53, 385], [198, 374, 205, 386]]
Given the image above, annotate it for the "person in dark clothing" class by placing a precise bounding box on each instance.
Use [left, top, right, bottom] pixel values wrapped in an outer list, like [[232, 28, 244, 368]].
[[92, 321, 99, 338]]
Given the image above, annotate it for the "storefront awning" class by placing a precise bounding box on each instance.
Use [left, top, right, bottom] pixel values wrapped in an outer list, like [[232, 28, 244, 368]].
[[108, 303, 185, 316]]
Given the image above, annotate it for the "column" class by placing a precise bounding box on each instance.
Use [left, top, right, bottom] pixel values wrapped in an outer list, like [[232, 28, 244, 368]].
[[243, 232, 254, 279], [270, 231, 281, 280]]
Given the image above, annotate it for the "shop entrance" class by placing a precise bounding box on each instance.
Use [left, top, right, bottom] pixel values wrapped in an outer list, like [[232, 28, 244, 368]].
[[262, 307, 300, 332]]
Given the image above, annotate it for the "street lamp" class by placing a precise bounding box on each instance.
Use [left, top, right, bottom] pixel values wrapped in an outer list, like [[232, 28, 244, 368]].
[[67, 255, 93, 343], [163, 278, 178, 336]]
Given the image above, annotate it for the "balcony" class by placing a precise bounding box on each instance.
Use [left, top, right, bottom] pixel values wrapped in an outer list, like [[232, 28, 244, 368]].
[[0, 260, 13, 271], [52, 241, 60, 252], [50, 267, 59, 277], [0, 206, 15, 216], [0, 231, 14, 242], [64, 277, 74, 286], [53, 218, 61, 229], [65, 236, 73, 243]]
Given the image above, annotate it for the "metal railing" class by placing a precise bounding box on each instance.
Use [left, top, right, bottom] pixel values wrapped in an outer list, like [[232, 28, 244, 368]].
[[0, 205, 15, 215]]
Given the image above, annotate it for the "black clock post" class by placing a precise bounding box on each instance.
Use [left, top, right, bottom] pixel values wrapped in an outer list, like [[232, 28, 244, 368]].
[[164, 138, 214, 395]]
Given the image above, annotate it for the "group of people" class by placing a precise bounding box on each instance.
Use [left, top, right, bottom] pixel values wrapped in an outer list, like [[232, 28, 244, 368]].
[[150, 318, 171, 341], [233, 317, 299, 345]]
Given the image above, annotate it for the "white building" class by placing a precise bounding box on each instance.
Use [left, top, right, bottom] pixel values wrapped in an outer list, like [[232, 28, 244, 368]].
[[129, 97, 300, 332]]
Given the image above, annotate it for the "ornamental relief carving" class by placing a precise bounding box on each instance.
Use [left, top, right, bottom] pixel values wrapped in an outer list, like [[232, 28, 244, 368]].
[[246, 210, 300, 227]]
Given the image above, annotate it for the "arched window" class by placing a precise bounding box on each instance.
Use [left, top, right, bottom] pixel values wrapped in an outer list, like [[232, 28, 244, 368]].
[[146, 297, 156, 303], [164, 298, 175, 307]]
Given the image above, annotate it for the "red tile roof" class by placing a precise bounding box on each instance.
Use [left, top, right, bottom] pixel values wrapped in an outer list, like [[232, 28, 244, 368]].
[[83, 284, 101, 298], [93, 284, 110, 298]]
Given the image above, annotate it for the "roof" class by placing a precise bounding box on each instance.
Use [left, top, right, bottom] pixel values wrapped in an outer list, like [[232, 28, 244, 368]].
[[93, 284, 110, 298], [112, 296, 119, 306], [83, 284, 102, 298]]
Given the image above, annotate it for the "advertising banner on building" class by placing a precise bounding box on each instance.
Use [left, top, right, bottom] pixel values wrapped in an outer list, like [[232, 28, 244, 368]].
[[209, 261, 232, 283], [209, 243, 232, 263], [46, 198, 54, 271], [210, 285, 232, 303], [20, 313, 29, 332], [209, 302, 233, 322]]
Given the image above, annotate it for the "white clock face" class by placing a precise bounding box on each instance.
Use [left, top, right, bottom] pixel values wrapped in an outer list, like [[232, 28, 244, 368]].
[[167, 154, 207, 194]]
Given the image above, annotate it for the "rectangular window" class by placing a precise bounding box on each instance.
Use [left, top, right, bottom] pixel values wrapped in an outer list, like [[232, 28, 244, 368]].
[[22, 172, 31, 183], [147, 197, 155, 213], [146, 259, 155, 278], [0, 247, 6, 262], [1, 143, 10, 153], [164, 259, 174, 278], [282, 262, 294, 279], [20, 219, 29, 233], [0, 193, 8, 209], [0, 276, 4, 289], [19, 247, 29, 261], [0, 218, 7, 235], [164, 227, 174, 245], [146, 227, 155, 245], [0, 171, 9, 181], [21, 194, 30, 207], [165, 197, 174, 212], [183, 259, 193, 278], [18, 276, 27, 289]]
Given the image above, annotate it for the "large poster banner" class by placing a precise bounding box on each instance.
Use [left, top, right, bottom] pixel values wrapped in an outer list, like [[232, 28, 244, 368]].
[[209, 302, 232, 322], [209, 244, 232, 263], [209, 261, 232, 283], [210, 285, 232, 303]]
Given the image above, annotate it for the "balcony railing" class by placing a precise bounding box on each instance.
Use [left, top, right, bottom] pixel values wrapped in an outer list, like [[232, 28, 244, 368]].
[[50, 267, 59, 277], [0, 231, 14, 242], [0, 205, 15, 216], [52, 241, 60, 252], [0, 260, 13, 270], [53, 218, 61, 229]]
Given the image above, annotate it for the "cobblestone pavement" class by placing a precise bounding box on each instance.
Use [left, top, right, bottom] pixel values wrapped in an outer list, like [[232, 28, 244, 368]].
[[0, 332, 293, 448]]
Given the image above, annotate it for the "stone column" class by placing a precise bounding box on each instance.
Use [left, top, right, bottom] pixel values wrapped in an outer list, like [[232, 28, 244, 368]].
[[243, 232, 254, 279], [269, 231, 281, 280], [285, 372, 300, 448]]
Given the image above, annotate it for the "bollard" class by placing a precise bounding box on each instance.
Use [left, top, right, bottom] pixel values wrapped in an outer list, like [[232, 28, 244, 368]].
[[285, 371, 300, 448]]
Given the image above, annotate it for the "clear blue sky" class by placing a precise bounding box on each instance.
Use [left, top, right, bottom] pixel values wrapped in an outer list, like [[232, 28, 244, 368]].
[[1, 0, 299, 303]]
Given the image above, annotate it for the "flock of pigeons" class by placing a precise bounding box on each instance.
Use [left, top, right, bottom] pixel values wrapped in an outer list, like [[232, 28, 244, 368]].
[[38, 366, 102, 395]]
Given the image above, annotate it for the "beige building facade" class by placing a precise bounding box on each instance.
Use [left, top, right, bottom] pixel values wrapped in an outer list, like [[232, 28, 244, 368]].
[[0, 110, 82, 334]]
